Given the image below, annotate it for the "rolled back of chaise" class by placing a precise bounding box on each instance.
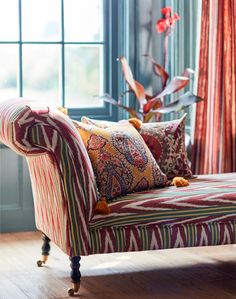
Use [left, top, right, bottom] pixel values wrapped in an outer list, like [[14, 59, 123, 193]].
[[0, 98, 99, 256]]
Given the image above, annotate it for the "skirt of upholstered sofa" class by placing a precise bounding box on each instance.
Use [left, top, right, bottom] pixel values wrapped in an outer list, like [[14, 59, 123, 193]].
[[88, 221, 236, 254]]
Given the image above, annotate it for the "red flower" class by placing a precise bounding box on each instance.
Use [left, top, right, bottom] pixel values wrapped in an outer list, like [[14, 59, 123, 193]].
[[156, 19, 167, 33], [156, 9, 181, 34], [165, 17, 173, 27], [161, 7, 171, 18], [173, 12, 181, 21]]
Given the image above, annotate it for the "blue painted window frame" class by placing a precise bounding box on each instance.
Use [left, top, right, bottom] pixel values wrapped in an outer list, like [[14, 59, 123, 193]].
[[69, 0, 119, 121], [0, 0, 121, 122]]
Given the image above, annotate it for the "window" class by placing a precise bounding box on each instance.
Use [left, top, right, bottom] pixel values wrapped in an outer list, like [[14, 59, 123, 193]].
[[0, 0, 115, 118]]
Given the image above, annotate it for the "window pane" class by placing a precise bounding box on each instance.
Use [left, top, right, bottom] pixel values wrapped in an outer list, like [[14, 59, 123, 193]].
[[22, 0, 60, 41], [23, 45, 60, 105], [64, 0, 103, 42], [0, 45, 18, 102], [0, 0, 18, 41], [65, 45, 104, 108]]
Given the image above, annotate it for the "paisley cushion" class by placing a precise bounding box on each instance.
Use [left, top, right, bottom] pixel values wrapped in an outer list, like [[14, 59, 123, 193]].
[[139, 114, 192, 179], [75, 122, 167, 201], [80, 115, 192, 179]]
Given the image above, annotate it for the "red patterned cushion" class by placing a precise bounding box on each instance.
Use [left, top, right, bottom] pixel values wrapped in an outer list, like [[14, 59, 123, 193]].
[[75, 122, 167, 201], [140, 114, 192, 179]]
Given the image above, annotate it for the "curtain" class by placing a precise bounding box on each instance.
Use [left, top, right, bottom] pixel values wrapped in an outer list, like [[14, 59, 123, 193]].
[[192, 0, 236, 174]]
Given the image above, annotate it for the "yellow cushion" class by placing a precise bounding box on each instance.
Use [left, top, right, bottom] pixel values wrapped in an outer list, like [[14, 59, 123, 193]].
[[76, 122, 167, 201], [81, 116, 118, 128]]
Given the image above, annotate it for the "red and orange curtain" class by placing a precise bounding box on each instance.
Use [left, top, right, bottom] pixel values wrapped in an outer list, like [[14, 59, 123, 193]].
[[192, 0, 236, 174]]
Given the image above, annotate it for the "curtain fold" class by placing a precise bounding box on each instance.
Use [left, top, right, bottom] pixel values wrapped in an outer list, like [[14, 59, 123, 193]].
[[192, 0, 236, 174]]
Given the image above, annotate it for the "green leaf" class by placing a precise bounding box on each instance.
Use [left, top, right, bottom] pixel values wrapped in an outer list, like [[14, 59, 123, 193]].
[[155, 75, 190, 98], [181, 68, 195, 78], [143, 96, 163, 114], [151, 91, 204, 114], [117, 56, 146, 105], [143, 54, 169, 88], [99, 94, 142, 119], [143, 75, 190, 112]]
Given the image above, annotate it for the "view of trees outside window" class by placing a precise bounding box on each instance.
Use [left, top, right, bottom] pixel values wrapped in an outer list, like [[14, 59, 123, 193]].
[[0, 0, 104, 108]]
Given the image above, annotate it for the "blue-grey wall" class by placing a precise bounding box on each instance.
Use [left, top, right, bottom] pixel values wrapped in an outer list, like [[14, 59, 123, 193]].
[[0, 144, 36, 232]]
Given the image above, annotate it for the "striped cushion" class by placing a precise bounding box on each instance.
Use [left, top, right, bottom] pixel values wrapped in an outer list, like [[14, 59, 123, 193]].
[[89, 173, 236, 229]]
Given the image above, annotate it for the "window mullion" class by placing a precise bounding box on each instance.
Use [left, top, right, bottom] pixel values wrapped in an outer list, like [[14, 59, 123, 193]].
[[11, 0, 113, 116], [18, 0, 23, 97], [61, 0, 65, 107]]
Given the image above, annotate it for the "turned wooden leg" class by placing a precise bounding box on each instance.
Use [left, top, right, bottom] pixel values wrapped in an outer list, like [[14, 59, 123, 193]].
[[67, 256, 81, 297], [37, 233, 51, 267]]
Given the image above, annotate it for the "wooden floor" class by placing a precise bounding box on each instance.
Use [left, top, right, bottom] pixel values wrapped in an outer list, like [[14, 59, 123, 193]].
[[1, 232, 236, 299]]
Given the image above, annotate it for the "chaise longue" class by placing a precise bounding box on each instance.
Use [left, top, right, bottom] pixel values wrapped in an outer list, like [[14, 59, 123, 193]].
[[0, 98, 236, 296]]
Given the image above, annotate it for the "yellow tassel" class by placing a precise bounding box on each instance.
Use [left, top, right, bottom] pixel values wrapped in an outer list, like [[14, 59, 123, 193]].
[[172, 177, 189, 187], [128, 118, 142, 130], [94, 199, 110, 215], [58, 107, 68, 115]]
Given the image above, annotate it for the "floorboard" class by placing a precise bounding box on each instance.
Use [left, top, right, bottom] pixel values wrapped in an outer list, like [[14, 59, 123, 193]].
[[0, 231, 236, 299]]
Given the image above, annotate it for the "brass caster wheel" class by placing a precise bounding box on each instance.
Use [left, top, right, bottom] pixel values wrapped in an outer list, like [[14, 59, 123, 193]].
[[68, 288, 75, 297], [37, 255, 48, 267], [67, 282, 80, 297], [37, 260, 43, 267]]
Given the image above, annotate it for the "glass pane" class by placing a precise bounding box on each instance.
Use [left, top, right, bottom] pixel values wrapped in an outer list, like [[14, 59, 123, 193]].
[[65, 45, 104, 108], [0, 45, 18, 103], [22, 0, 60, 41], [64, 0, 103, 42], [0, 0, 18, 41], [23, 45, 60, 105]]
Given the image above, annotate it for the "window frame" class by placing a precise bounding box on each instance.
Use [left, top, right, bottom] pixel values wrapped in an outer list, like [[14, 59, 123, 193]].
[[0, 0, 120, 121], [68, 0, 119, 121]]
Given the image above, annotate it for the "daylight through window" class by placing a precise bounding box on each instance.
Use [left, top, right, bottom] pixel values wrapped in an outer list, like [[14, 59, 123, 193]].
[[0, 0, 105, 108]]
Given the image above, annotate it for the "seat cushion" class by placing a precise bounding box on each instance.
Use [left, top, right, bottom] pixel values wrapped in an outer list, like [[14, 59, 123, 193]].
[[89, 173, 236, 229]]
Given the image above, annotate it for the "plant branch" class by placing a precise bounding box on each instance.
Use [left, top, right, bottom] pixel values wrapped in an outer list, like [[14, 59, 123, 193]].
[[163, 34, 169, 73]]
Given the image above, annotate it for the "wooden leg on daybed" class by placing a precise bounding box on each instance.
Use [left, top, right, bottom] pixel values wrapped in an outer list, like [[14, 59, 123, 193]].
[[37, 233, 51, 267], [68, 256, 81, 297]]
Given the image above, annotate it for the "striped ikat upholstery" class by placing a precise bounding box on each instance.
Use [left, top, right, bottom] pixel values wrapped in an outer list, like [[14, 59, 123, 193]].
[[90, 173, 236, 229], [0, 98, 99, 256], [89, 173, 236, 254], [0, 99, 236, 258]]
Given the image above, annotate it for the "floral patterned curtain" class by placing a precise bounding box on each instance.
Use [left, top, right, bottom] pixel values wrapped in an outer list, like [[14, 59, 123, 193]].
[[192, 0, 236, 174]]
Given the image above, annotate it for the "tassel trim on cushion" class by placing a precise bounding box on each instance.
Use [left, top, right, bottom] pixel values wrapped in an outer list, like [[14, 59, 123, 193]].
[[94, 198, 110, 215], [128, 118, 142, 130], [58, 107, 68, 115], [172, 177, 189, 187]]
